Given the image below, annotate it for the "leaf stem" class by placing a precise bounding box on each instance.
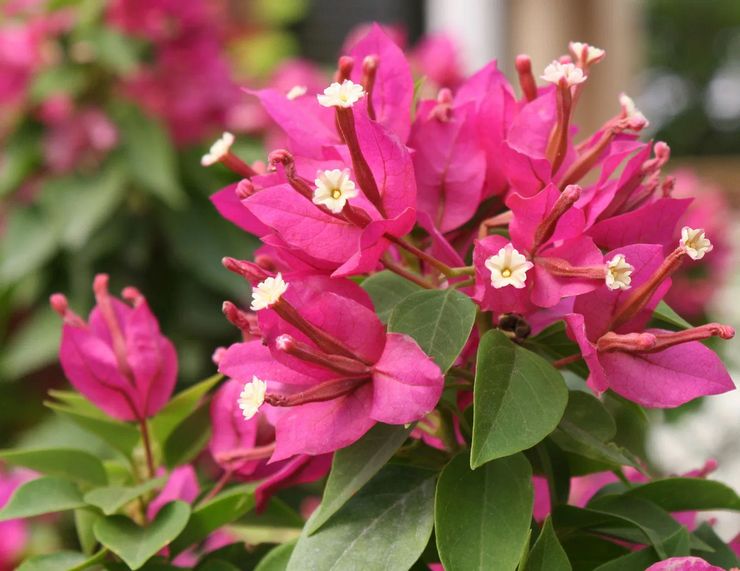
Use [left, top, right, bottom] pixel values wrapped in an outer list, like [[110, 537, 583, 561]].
[[386, 235, 474, 278], [139, 418, 156, 479], [382, 257, 434, 289]]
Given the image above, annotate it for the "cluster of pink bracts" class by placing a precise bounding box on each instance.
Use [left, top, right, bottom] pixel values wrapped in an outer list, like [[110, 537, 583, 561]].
[[47, 24, 737, 566]]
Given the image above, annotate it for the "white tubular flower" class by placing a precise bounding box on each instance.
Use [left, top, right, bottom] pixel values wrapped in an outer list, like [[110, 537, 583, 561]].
[[680, 227, 713, 260], [485, 244, 534, 289], [619, 93, 650, 129], [569, 41, 606, 65], [250, 273, 288, 311], [201, 132, 235, 166], [313, 169, 359, 213], [286, 85, 307, 100], [605, 254, 634, 291], [238, 376, 267, 420], [317, 80, 365, 108], [541, 61, 587, 87]]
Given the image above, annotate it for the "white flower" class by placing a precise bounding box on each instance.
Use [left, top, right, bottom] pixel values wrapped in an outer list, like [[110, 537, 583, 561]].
[[605, 254, 634, 291], [250, 273, 288, 311], [201, 132, 235, 166], [313, 169, 359, 213], [619, 93, 649, 128], [286, 85, 307, 100], [569, 41, 606, 64], [485, 244, 534, 289], [680, 227, 713, 260], [317, 80, 365, 108], [541, 61, 587, 87], [238, 376, 267, 420]]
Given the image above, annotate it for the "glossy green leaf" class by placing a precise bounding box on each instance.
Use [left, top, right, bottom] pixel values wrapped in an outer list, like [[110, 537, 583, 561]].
[[388, 288, 477, 372], [560, 534, 630, 571], [162, 403, 212, 468], [525, 321, 589, 378], [436, 453, 533, 571], [45, 400, 140, 457], [592, 546, 660, 571], [171, 484, 255, 555], [17, 551, 88, 571], [254, 540, 297, 571], [289, 466, 435, 571], [0, 476, 85, 520], [652, 300, 692, 330], [624, 477, 740, 511], [551, 391, 637, 469], [525, 517, 571, 571], [151, 374, 222, 445], [692, 522, 740, 568], [94, 501, 191, 570], [306, 422, 413, 535], [471, 331, 568, 468], [84, 477, 167, 515], [361, 270, 423, 323], [0, 448, 107, 486]]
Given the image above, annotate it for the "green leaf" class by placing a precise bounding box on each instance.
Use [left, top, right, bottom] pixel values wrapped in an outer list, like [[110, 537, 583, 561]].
[[0, 208, 58, 286], [114, 104, 185, 207], [592, 546, 659, 571], [652, 300, 692, 330], [94, 501, 191, 570], [17, 551, 88, 571], [39, 164, 126, 250], [151, 374, 222, 445], [45, 401, 140, 458], [75, 508, 100, 555], [171, 484, 255, 555], [162, 403, 212, 468], [254, 540, 297, 571], [525, 517, 571, 571], [0, 448, 107, 486], [551, 391, 637, 469], [388, 288, 477, 371], [289, 465, 435, 571], [84, 477, 167, 515], [525, 321, 589, 378], [435, 453, 533, 571], [624, 477, 740, 511], [560, 534, 630, 571], [306, 423, 413, 535], [29, 64, 88, 102], [361, 270, 423, 323], [692, 522, 740, 568], [0, 307, 61, 381], [0, 476, 85, 520], [471, 331, 568, 468]]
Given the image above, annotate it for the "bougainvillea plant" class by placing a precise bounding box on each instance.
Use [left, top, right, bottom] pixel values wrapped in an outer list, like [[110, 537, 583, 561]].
[[2, 24, 739, 571]]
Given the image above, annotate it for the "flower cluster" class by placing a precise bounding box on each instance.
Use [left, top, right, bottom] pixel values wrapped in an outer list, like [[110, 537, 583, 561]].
[[211, 25, 734, 429]]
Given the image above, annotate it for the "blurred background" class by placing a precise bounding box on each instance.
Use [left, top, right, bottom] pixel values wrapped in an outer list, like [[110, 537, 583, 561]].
[[0, 0, 738, 552]]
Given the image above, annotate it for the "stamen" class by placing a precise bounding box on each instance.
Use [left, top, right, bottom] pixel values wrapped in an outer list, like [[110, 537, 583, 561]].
[[235, 179, 256, 200], [222, 301, 260, 337], [201, 132, 257, 178], [597, 331, 657, 353], [531, 184, 581, 253], [215, 442, 276, 465], [49, 293, 86, 327], [334, 106, 385, 215], [431, 88, 454, 121], [536, 257, 606, 280], [334, 56, 354, 83], [93, 274, 135, 385], [609, 247, 686, 330], [275, 334, 371, 376], [361, 55, 379, 120], [222, 257, 270, 285], [264, 375, 371, 407], [648, 323, 734, 352], [515, 55, 538, 102]]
